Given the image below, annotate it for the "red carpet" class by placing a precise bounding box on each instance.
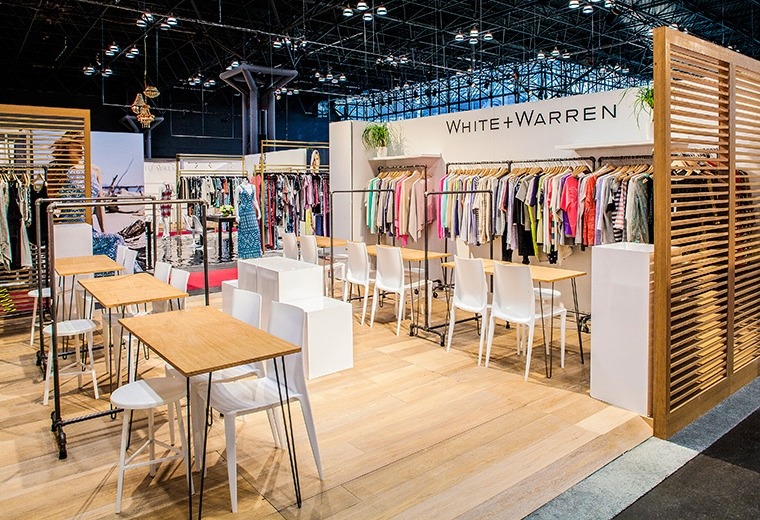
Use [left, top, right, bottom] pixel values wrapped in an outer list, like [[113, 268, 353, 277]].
[[187, 267, 238, 291]]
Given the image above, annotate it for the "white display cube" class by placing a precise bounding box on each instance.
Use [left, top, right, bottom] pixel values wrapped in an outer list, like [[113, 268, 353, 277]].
[[288, 296, 354, 379], [238, 257, 324, 326], [221, 279, 239, 315], [590, 242, 653, 416]]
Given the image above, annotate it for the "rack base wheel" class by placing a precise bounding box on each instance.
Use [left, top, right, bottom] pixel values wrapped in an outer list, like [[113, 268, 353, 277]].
[[50, 410, 57, 432], [56, 427, 67, 460]]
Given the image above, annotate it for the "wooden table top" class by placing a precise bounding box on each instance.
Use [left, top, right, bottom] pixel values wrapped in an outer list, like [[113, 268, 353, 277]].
[[206, 214, 236, 222], [440, 258, 586, 283], [54, 255, 124, 277], [297, 235, 348, 248], [119, 306, 301, 378], [366, 244, 451, 262], [78, 273, 188, 308]]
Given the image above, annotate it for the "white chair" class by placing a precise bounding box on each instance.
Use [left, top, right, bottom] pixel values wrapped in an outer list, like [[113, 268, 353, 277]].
[[42, 319, 100, 404], [342, 241, 374, 325], [301, 234, 345, 295], [445, 256, 490, 364], [110, 377, 191, 513], [282, 232, 299, 260], [116, 245, 128, 269], [370, 245, 432, 336], [122, 247, 138, 275], [182, 214, 203, 249], [153, 261, 172, 283], [455, 238, 473, 259], [484, 263, 567, 380], [197, 301, 323, 512], [28, 287, 51, 345], [168, 269, 190, 310]]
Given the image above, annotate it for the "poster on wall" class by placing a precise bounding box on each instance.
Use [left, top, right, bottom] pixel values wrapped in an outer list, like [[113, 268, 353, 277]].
[[90, 132, 146, 265]]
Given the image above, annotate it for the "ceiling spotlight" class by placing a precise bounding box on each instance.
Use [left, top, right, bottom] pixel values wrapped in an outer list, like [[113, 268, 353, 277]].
[[102, 68, 113, 77], [339, 74, 347, 81], [273, 39, 282, 49], [403, 81, 409, 88], [160, 21, 170, 30], [469, 37, 478, 45], [357, 1, 369, 11], [569, 0, 580, 8], [225, 60, 239, 70], [551, 47, 560, 57], [483, 31, 493, 41], [377, 5, 387, 16], [83, 65, 96, 76], [363, 12, 373, 21], [167, 16, 178, 26], [469, 27, 479, 38], [455, 31, 465, 42], [343, 6, 353, 17], [562, 49, 571, 59], [537, 50, 546, 60], [582, 4, 593, 14], [648, 27, 654, 36], [326, 71, 334, 80]]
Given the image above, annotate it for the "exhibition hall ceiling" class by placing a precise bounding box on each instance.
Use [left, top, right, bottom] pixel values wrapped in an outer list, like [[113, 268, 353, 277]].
[[0, 0, 757, 113]]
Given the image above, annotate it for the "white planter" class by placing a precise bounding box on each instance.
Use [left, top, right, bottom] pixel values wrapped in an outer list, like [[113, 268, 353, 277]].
[[375, 146, 388, 158]]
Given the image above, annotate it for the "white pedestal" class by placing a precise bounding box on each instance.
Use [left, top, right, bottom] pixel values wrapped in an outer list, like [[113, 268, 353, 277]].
[[288, 296, 354, 379], [590, 242, 653, 416], [238, 257, 324, 327], [221, 279, 239, 315]]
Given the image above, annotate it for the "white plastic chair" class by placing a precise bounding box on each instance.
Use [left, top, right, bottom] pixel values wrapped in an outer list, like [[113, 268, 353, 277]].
[[445, 256, 490, 364], [183, 214, 203, 248], [370, 245, 432, 336], [153, 261, 172, 283], [300, 234, 319, 264], [110, 377, 191, 513], [168, 269, 190, 310], [342, 241, 374, 325], [484, 263, 567, 380], [42, 318, 100, 404], [27, 287, 51, 345], [282, 232, 299, 260], [122, 247, 137, 275], [197, 301, 323, 512], [116, 245, 128, 269], [455, 238, 473, 259]]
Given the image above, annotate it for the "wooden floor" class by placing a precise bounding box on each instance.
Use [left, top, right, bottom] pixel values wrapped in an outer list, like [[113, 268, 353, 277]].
[[0, 290, 651, 519]]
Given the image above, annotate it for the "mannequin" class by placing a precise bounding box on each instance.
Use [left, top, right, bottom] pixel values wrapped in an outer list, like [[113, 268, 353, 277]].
[[234, 177, 262, 259], [160, 183, 173, 239]]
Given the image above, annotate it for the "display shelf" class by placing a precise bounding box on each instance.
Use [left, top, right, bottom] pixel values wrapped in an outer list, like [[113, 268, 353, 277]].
[[554, 141, 653, 152], [368, 153, 442, 163]]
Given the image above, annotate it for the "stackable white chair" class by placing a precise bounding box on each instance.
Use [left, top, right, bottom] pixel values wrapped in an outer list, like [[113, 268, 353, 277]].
[[197, 301, 323, 512], [300, 234, 345, 295], [282, 232, 299, 260], [445, 256, 490, 364], [370, 245, 432, 336], [484, 263, 566, 380], [342, 241, 374, 325], [168, 269, 190, 311], [110, 376, 191, 513], [42, 318, 100, 404], [153, 261, 172, 283], [182, 214, 203, 248], [27, 286, 51, 345], [116, 245, 128, 270]]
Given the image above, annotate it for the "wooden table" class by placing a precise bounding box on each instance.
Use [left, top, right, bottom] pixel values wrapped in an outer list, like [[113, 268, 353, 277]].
[[366, 244, 451, 262], [79, 273, 189, 388], [119, 306, 302, 518], [298, 235, 348, 248], [441, 258, 587, 377], [54, 255, 124, 277], [206, 214, 236, 262]]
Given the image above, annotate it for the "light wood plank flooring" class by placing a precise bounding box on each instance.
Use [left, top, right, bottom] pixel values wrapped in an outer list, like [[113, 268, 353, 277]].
[[0, 290, 651, 519]]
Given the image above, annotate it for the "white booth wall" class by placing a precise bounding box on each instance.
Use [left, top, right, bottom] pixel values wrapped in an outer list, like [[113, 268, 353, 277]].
[[329, 88, 653, 313]]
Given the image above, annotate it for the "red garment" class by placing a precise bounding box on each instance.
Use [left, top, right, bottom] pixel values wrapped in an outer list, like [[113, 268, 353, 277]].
[[560, 175, 579, 237], [582, 175, 596, 246]]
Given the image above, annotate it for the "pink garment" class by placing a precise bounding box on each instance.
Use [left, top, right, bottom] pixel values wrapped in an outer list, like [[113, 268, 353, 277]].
[[438, 176, 446, 239], [560, 175, 579, 237]]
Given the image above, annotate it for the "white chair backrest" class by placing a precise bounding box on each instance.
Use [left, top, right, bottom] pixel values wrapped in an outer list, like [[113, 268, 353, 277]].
[[169, 269, 190, 309], [492, 263, 535, 320], [375, 245, 404, 292], [122, 248, 138, 275], [53, 223, 93, 258], [455, 239, 473, 259], [153, 261, 172, 283], [300, 235, 319, 264], [230, 288, 262, 329], [454, 256, 487, 309], [346, 241, 370, 284], [116, 245, 128, 266], [283, 232, 299, 260], [266, 301, 306, 394]]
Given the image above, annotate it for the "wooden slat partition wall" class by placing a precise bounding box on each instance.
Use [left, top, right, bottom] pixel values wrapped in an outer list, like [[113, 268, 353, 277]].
[[653, 28, 760, 438], [0, 104, 90, 319]]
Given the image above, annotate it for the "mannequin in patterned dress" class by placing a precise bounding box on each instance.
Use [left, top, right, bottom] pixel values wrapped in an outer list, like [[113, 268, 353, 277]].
[[160, 183, 172, 238], [234, 177, 262, 259]]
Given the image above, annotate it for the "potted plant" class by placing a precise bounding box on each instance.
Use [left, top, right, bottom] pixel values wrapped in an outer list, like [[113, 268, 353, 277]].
[[362, 122, 390, 158], [630, 85, 654, 139]]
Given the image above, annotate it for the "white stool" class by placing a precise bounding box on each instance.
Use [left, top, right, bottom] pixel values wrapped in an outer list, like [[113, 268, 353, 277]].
[[28, 287, 51, 345], [42, 319, 99, 405], [110, 377, 192, 513]]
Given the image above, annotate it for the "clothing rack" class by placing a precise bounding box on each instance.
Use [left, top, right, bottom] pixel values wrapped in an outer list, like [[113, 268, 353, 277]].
[[597, 154, 653, 164], [508, 156, 597, 170], [445, 160, 512, 173], [415, 188, 495, 346], [369, 164, 430, 244], [376, 164, 429, 172]]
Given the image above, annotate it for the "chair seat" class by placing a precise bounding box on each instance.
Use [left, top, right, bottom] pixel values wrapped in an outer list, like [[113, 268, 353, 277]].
[[28, 287, 51, 298], [111, 377, 186, 410], [534, 287, 561, 300], [43, 319, 98, 337], [200, 378, 289, 416]]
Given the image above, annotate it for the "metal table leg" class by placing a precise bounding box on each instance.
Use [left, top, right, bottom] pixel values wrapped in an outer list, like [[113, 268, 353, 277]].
[[273, 357, 302, 508]]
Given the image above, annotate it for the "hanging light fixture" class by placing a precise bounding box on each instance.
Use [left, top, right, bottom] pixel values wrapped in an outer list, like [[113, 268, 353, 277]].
[[101, 67, 113, 77], [131, 93, 146, 114], [551, 47, 560, 58], [604, 0, 614, 7], [136, 17, 147, 28], [455, 30, 465, 42], [339, 73, 347, 81], [293, 89, 300, 94], [562, 49, 571, 59], [326, 71, 334, 80], [569, 0, 580, 8], [582, 4, 593, 13], [343, 6, 353, 16], [469, 27, 479, 38], [469, 36, 478, 45], [83, 65, 96, 76], [377, 5, 388, 16], [483, 31, 493, 41], [273, 38, 282, 49], [357, 1, 369, 11], [137, 104, 155, 128], [537, 50, 546, 60], [166, 16, 178, 26], [331, 78, 339, 84], [363, 12, 373, 21]]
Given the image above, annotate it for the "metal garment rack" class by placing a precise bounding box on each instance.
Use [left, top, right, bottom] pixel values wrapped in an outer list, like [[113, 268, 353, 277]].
[[33, 195, 158, 372], [374, 163, 429, 239], [597, 154, 654, 164], [413, 189, 495, 345], [327, 188, 396, 296], [508, 155, 597, 171], [445, 160, 513, 173], [41, 197, 209, 460], [262, 170, 330, 246]]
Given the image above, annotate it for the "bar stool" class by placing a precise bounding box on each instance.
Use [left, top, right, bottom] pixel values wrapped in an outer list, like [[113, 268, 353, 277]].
[[28, 287, 51, 345], [110, 377, 192, 513], [42, 319, 100, 405]]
